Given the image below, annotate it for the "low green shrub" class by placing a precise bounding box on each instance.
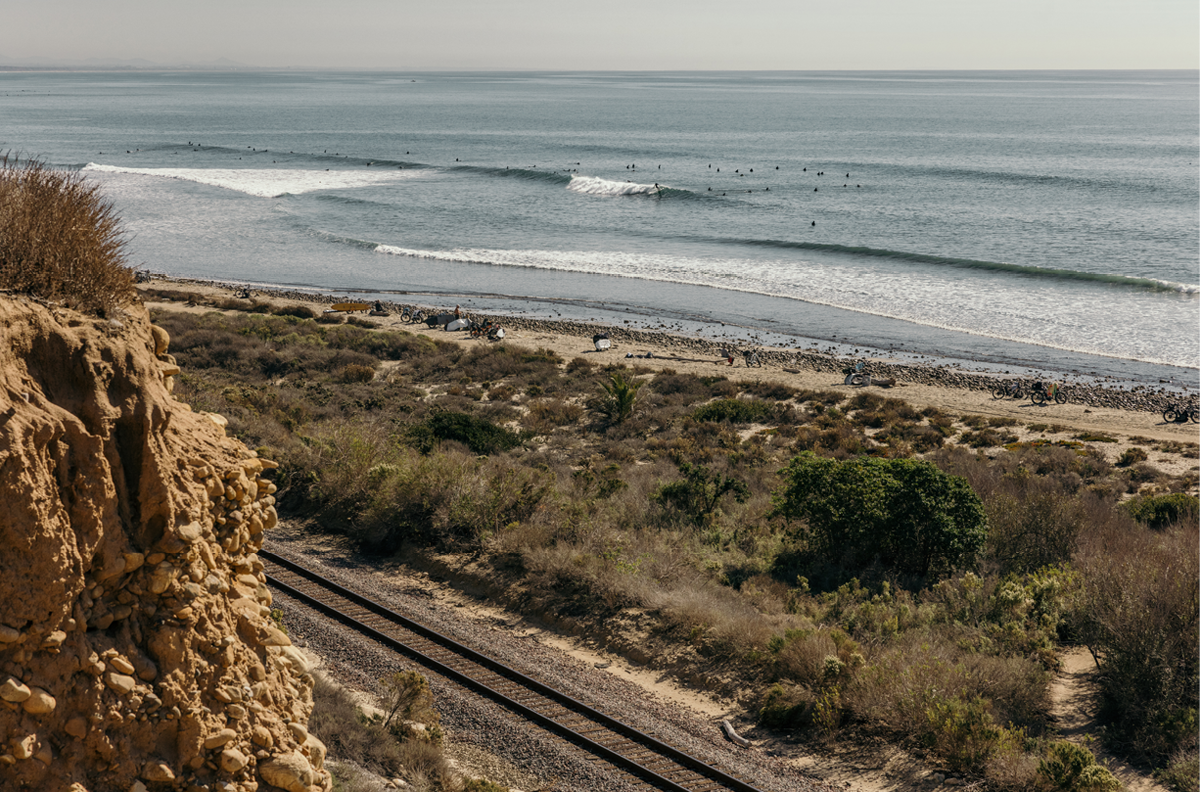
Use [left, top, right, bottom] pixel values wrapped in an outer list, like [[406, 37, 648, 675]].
[[382, 670, 442, 742], [526, 397, 583, 430], [654, 462, 749, 526], [309, 673, 453, 786], [693, 398, 785, 424], [1122, 493, 1199, 529], [1036, 741, 1121, 791], [921, 694, 1004, 773], [1069, 521, 1199, 763], [415, 410, 525, 455], [273, 303, 318, 319], [742, 379, 798, 401], [1074, 432, 1118, 443], [758, 684, 812, 729], [795, 389, 846, 406], [337, 363, 377, 383]]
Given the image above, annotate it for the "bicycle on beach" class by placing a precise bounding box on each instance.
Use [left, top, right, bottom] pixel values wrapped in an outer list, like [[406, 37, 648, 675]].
[[1163, 404, 1199, 424], [842, 361, 868, 386], [991, 381, 1024, 400], [1030, 381, 1068, 406]]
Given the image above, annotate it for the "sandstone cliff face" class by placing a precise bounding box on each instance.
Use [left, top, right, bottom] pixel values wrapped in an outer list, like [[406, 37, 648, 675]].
[[0, 295, 329, 792]]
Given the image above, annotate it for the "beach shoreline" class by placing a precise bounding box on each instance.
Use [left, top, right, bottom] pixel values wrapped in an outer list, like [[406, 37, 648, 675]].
[[140, 274, 1197, 420]]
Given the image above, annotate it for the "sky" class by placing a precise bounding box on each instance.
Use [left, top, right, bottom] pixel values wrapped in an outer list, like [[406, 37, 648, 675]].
[[3, 0, 1198, 70]]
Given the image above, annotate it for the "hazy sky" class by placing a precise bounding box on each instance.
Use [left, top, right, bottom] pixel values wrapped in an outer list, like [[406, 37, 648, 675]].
[[4, 0, 1197, 70]]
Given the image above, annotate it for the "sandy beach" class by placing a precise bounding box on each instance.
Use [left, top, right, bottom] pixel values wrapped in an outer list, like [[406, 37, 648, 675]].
[[137, 277, 1200, 490]]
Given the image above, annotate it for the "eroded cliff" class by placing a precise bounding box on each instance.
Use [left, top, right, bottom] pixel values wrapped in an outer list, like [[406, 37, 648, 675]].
[[0, 295, 329, 792]]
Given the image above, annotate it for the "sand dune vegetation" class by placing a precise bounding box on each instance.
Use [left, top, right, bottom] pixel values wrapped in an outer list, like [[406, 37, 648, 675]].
[[143, 298, 1199, 791]]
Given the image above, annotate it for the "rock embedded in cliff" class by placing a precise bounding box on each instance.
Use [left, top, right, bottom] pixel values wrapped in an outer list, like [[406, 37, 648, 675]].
[[258, 751, 314, 792], [105, 672, 137, 696], [220, 747, 249, 773], [108, 655, 136, 675], [10, 734, 37, 761], [251, 725, 273, 749], [20, 688, 55, 715], [141, 761, 175, 782], [203, 728, 238, 750], [0, 677, 31, 703], [175, 521, 206, 544]]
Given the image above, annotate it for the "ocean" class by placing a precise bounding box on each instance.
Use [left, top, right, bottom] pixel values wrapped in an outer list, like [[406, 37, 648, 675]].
[[1, 70, 1197, 387]]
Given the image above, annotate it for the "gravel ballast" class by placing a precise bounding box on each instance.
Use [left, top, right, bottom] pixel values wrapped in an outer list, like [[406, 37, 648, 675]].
[[266, 534, 833, 792]]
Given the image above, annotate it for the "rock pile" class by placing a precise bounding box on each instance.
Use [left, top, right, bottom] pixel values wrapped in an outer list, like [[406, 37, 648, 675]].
[[0, 296, 329, 791]]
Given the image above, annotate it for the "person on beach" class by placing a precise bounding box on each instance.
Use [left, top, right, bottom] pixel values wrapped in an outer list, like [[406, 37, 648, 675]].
[[454, 305, 461, 319]]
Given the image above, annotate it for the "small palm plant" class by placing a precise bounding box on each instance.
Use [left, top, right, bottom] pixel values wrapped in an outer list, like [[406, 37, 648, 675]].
[[591, 372, 641, 424]]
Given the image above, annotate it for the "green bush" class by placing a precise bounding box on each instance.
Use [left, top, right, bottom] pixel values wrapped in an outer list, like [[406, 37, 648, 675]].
[[1036, 741, 1121, 792], [382, 670, 441, 742], [772, 452, 988, 577], [758, 684, 812, 729], [337, 363, 377, 383], [922, 695, 1003, 773], [1069, 521, 1199, 763], [273, 303, 318, 319], [693, 397, 781, 424], [1116, 447, 1149, 467], [1123, 493, 1199, 529], [416, 410, 525, 455], [309, 673, 453, 786]]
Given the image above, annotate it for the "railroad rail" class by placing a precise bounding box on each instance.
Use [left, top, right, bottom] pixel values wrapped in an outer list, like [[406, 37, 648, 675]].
[[259, 549, 769, 792]]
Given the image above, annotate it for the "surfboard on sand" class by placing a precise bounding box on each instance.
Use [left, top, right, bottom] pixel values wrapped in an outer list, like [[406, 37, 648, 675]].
[[330, 302, 371, 312]]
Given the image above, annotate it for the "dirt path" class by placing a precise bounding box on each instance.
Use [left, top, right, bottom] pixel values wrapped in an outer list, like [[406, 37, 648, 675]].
[[1049, 649, 1167, 792]]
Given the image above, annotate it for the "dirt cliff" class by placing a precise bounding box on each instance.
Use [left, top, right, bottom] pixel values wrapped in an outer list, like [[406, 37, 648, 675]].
[[0, 294, 330, 792]]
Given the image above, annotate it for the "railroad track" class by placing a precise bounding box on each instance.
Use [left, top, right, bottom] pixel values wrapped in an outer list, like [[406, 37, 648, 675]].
[[259, 549, 768, 792]]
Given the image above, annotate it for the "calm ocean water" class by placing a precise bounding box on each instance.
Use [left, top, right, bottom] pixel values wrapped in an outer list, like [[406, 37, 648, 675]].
[[2, 70, 1197, 384]]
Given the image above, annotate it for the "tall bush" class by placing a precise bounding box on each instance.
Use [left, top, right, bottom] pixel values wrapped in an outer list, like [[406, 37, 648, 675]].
[[772, 452, 987, 577]]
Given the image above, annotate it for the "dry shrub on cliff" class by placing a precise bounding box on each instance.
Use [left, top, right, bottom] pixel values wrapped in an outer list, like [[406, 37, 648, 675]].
[[0, 154, 134, 314]]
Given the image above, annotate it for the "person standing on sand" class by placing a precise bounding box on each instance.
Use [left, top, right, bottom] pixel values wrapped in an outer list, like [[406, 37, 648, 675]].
[[454, 305, 461, 319]]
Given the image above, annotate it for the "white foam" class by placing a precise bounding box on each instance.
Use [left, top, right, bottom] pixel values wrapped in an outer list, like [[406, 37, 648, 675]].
[[82, 163, 426, 198], [374, 244, 1197, 369], [566, 175, 663, 196]]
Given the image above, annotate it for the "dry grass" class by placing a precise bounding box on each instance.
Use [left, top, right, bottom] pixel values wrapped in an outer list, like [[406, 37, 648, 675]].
[[309, 673, 458, 791], [0, 155, 134, 314], [152, 305, 1199, 784]]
